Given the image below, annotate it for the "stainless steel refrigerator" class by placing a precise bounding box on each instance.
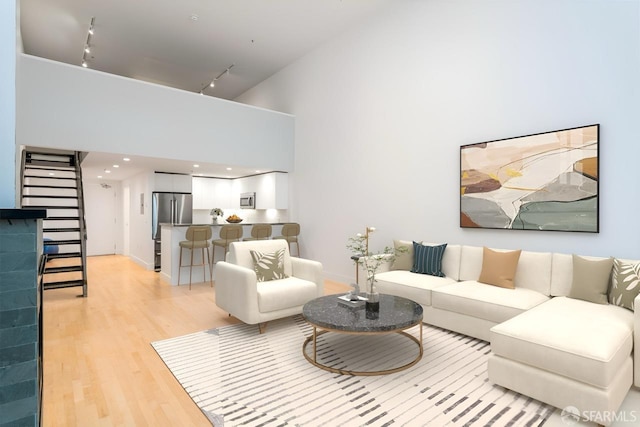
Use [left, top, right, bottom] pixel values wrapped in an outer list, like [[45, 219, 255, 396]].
[[152, 192, 193, 271]]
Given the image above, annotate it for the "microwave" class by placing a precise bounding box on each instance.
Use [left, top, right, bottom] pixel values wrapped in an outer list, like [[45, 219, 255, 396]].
[[240, 192, 256, 209]]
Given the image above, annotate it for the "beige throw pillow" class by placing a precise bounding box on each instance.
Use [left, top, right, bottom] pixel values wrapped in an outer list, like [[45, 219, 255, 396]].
[[568, 255, 613, 304], [478, 247, 521, 289], [390, 240, 413, 271]]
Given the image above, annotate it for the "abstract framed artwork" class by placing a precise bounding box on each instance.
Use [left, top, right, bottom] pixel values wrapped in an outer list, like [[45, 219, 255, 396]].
[[460, 124, 599, 233]]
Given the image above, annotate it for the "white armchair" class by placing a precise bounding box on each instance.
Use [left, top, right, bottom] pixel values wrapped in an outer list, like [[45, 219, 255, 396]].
[[215, 240, 323, 332]]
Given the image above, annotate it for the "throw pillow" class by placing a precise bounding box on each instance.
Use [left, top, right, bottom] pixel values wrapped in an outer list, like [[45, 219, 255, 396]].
[[250, 248, 288, 282], [391, 240, 413, 271], [478, 247, 521, 289], [609, 258, 640, 311], [568, 255, 613, 304], [411, 242, 447, 277]]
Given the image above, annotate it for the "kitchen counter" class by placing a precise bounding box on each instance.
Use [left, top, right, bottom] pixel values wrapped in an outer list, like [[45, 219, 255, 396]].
[[159, 222, 288, 286], [160, 222, 287, 227]]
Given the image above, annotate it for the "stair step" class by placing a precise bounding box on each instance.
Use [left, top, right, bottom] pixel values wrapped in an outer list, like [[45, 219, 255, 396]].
[[25, 153, 75, 169], [43, 280, 85, 290], [43, 239, 81, 246], [23, 184, 78, 189], [45, 265, 83, 274], [22, 194, 78, 200], [43, 227, 81, 233], [43, 217, 80, 222], [24, 160, 76, 172], [23, 175, 77, 181], [46, 252, 82, 260], [26, 205, 79, 210]]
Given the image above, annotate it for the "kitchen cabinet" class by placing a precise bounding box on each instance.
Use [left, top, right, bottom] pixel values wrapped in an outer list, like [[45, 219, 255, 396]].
[[154, 172, 192, 193], [192, 177, 232, 209], [256, 172, 288, 209], [230, 172, 288, 209]]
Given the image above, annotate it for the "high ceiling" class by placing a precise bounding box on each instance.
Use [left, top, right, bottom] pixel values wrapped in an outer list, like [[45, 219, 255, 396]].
[[19, 0, 393, 180], [19, 0, 393, 100]]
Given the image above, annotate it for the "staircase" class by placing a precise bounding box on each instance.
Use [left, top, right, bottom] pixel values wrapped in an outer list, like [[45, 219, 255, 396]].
[[21, 150, 88, 296]]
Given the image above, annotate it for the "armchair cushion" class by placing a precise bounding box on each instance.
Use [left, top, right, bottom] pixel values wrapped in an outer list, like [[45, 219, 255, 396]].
[[250, 248, 288, 282], [258, 277, 319, 312]]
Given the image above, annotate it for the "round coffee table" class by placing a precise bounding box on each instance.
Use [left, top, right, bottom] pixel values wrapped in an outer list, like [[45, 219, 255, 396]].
[[302, 294, 423, 376]]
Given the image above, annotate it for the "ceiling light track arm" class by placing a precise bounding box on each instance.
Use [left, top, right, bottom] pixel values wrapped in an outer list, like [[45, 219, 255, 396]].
[[81, 17, 95, 68], [199, 64, 235, 94]]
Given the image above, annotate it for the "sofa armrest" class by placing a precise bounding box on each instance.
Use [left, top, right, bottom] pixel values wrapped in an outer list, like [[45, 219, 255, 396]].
[[635, 294, 640, 387], [215, 261, 261, 323], [291, 257, 324, 297]]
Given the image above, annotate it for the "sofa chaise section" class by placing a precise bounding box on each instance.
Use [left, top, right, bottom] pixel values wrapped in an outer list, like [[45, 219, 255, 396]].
[[489, 296, 635, 424]]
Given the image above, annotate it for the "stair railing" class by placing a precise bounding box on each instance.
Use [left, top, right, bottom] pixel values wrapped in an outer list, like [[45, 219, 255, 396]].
[[74, 151, 89, 297]]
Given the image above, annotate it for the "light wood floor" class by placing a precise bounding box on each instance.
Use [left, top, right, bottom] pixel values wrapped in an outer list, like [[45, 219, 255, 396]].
[[42, 255, 349, 426]]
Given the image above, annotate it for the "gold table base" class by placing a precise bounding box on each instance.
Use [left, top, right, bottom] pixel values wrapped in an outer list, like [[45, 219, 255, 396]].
[[302, 322, 423, 376]]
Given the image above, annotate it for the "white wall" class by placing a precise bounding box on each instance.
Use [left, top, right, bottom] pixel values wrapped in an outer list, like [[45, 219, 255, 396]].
[[122, 171, 154, 269], [0, 1, 17, 207], [16, 54, 294, 172], [236, 0, 640, 283]]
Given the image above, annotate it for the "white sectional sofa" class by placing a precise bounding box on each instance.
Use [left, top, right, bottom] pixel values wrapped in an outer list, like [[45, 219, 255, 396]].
[[362, 240, 640, 425]]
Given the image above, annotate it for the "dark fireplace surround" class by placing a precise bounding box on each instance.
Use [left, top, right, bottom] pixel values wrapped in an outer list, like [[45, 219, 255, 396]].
[[0, 209, 46, 427]]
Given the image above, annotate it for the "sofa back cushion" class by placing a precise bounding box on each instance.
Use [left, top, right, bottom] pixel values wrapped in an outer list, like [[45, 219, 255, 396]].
[[228, 240, 293, 277], [551, 253, 573, 296], [460, 245, 552, 295], [514, 251, 553, 295], [459, 245, 483, 281]]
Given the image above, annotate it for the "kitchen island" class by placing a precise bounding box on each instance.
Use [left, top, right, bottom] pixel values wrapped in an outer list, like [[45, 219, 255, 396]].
[[160, 222, 288, 286]]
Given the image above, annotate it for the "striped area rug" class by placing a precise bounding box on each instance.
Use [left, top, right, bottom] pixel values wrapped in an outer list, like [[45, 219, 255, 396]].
[[151, 315, 553, 427]]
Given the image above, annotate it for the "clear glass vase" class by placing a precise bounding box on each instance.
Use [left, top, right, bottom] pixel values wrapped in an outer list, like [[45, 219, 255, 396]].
[[365, 281, 380, 318]]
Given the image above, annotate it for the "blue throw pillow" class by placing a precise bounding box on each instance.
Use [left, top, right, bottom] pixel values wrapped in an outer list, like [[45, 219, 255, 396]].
[[411, 242, 447, 277]]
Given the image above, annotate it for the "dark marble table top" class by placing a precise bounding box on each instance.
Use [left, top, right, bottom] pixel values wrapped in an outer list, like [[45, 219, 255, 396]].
[[302, 294, 423, 333]]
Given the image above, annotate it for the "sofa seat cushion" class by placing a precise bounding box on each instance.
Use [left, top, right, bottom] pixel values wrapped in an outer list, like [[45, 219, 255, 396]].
[[257, 277, 318, 313], [490, 296, 634, 388], [375, 271, 456, 307], [431, 281, 550, 324]]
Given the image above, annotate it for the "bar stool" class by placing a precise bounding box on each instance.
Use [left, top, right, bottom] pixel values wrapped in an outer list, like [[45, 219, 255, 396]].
[[244, 224, 272, 241], [274, 222, 300, 256], [212, 224, 243, 262], [177, 226, 213, 290]]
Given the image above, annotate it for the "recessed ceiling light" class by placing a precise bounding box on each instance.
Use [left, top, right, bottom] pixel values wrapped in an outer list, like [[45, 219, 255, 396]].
[[113, 164, 119, 168], [193, 164, 200, 168], [97, 175, 102, 178], [255, 170, 261, 173], [123, 158, 130, 162], [226, 167, 232, 171], [105, 170, 111, 174], [48, 172, 55, 176]]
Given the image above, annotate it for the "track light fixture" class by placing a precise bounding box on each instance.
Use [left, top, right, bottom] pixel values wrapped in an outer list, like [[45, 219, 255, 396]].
[[199, 64, 235, 94], [81, 17, 95, 68]]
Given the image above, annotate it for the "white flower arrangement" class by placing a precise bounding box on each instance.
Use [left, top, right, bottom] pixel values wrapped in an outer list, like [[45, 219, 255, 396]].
[[210, 208, 224, 217]]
